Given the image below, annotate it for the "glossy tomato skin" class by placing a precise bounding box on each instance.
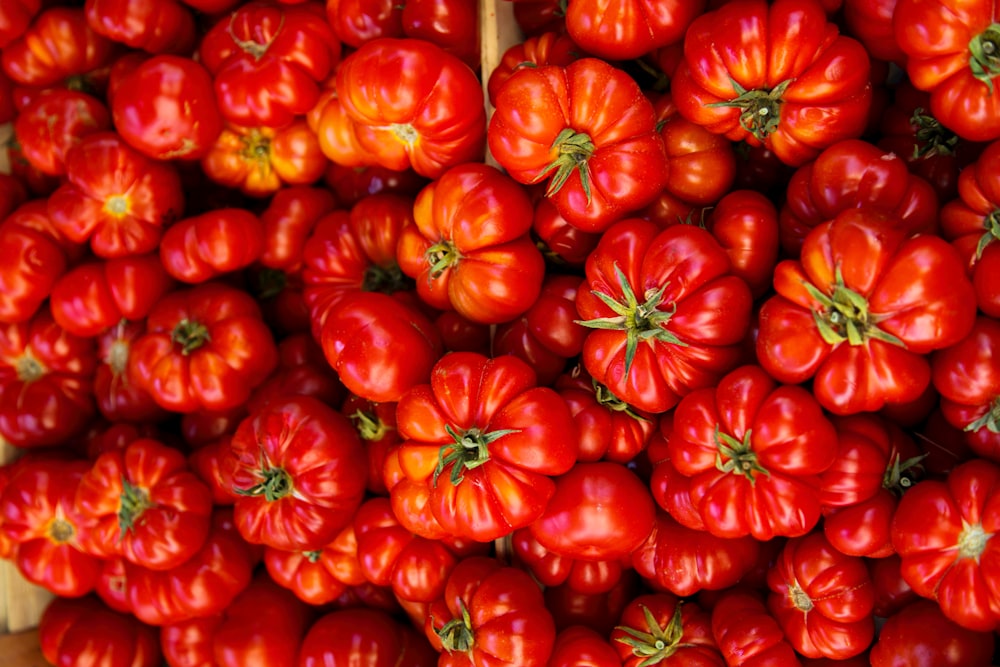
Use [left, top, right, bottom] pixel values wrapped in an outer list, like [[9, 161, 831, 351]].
[[565, 0, 704, 60], [531, 196, 602, 268], [0, 201, 73, 324], [397, 163, 545, 324], [547, 626, 621, 667], [85, 0, 196, 54], [486, 31, 581, 106], [39, 595, 162, 667], [336, 38, 487, 178], [394, 352, 578, 542], [0, 308, 96, 448], [112, 55, 222, 161], [264, 522, 366, 606], [325, 0, 403, 46], [227, 395, 368, 552], [672, 0, 872, 167], [612, 593, 724, 666], [258, 186, 339, 273], [199, 1, 340, 128], [758, 208, 978, 415], [159, 209, 264, 284], [246, 332, 346, 414], [575, 219, 753, 414], [47, 131, 185, 258], [0, 0, 41, 50], [129, 282, 279, 413], [14, 89, 111, 176], [868, 599, 996, 667], [299, 608, 438, 667], [489, 58, 668, 231], [512, 527, 628, 595], [711, 588, 802, 667]]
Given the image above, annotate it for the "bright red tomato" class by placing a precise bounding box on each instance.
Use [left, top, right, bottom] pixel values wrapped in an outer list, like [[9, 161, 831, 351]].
[[14, 89, 111, 176], [0, 200, 73, 324], [159, 209, 264, 284], [85, 0, 196, 54], [564, 0, 704, 60], [264, 522, 366, 605], [299, 608, 438, 667], [711, 588, 802, 667], [612, 593, 724, 666], [0, 0, 41, 50], [512, 527, 628, 595], [869, 599, 996, 667], [258, 186, 339, 274], [547, 626, 621, 667], [39, 595, 162, 667], [486, 31, 581, 106]]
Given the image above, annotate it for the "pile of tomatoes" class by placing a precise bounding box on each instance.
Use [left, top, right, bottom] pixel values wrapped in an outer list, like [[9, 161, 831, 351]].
[[1, 0, 1000, 665]]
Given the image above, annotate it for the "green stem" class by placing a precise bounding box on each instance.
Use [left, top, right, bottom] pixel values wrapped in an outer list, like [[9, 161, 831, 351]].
[[234, 466, 294, 502], [118, 477, 154, 536], [349, 409, 392, 441], [534, 127, 596, 203], [968, 23, 1000, 93], [966, 396, 1000, 434], [362, 262, 413, 294], [975, 211, 1000, 261], [15, 352, 45, 383], [171, 319, 211, 355], [614, 603, 693, 667], [707, 78, 793, 142], [714, 425, 769, 484], [425, 240, 462, 278], [433, 424, 520, 487], [909, 107, 959, 159], [802, 266, 905, 348], [436, 602, 475, 655]]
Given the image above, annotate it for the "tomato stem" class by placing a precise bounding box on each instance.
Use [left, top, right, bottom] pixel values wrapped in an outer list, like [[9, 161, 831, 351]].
[[593, 379, 652, 423], [788, 582, 814, 612], [304, 550, 323, 563], [426, 240, 462, 278], [349, 409, 392, 441], [436, 601, 475, 655], [103, 195, 129, 218], [433, 424, 520, 486], [976, 211, 1000, 261], [118, 477, 154, 536], [614, 603, 693, 667], [909, 107, 959, 159], [235, 466, 294, 502], [882, 452, 926, 494], [968, 23, 1000, 93], [47, 518, 75, 544], [14, 352, 45, 383], [966, 396, 1000, 434], [171, 319, 211, 355], [254, 267, 288, 300], [362, 262, 413, 294], [227, 11, 284, 61], [803, 266, 905, 348], [707, 78, 792, 142], [576, 264, 687, 380], [390, 123, 419, 146], [714, 425, 769, 484], [957, 519, 993, 561], [535, 127, 595, 203]]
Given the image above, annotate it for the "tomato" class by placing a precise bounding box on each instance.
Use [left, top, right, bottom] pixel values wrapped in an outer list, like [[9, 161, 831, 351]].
[[307, 85, 380, 169], [336, 38, 486, 178], [394, 352, 578, 542], [1, 458, 101, 597], [246, 332, 346, 414], [612, 593, 724, 666], [95, 556, 131, 614], [565, 0, 703, 61], [766, 531, 875, 660], [397, 163, 545, 324], [94, 320, 168, 425], [14, 89, 111, 176], [891, 458, 1000, 631], [575, 219, 753, 414], [258, 186, 338, 274], [426, 556, 556, 667], [264, 522, 366, 605], [85, 0, 196, 55], [47, 131, 185, 258], [531, 197, 602, 268], [0, 0, 40, 50], [489, 57, 668, 231], [868, 554, 920, 618], [125, 509, 255, 626], [188, 437, 237, 507], [530, 461, 656, 562], [341, 394, 400, 496], [299, 608, 438, 667], [512, 527, 628, 595], [199, 1, 339, 128], [324, 0, 403, 46], [160, 615, 222, 667], [1, 7, 116, 88], [631, 510, 761, 597], [0, 200, 73, 324], [323, 162, 428, 207], [227, 394, 368, 551], [711, 589, 802, 667], [548, 626, 622, 667], [111, 55, 222, 161], [757, 208, 978, 415], [671, 0, 872, 167], [39, 595, 162, 667], [493, 274, 588, 386], [159, 209, 264, 284], [0, 307, 96, 448], [434, 310, 493, 355], [932, 317, 1000, 461], [894, 0, 1000, 141], [75, 438, 213, 570], [779, 139, 940, 257], [180, 404, 246, 449], [486, 31, 581, 106], [869, 599, 996, 667], [129, 282, 279, 413]]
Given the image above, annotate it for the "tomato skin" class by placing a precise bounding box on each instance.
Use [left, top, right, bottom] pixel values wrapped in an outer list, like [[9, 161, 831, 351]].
[[531, 197, 602, 268], [486, 31, 581, 107], [129, 282, 279, 413], [47, 131, 186, 258], [891, 458, 1000, 631], [75, 438, 214, 571], [188, 437, 237, 506], [160, 209, 265, 284], [426, 556, 556, 667], [758, 208, 978, 415], [397, 163, 546, 324], [50, 253, 175, 338], [0, 308, 96, 448], [766, 531, 875, 660], [512, 527, 627, 595], [264, 522, 366, 605], [14, 89, 111, 176], [323, 162, 428, 207], [247, 332, 346, 414], [0, 201, 72, 324], [612, 593, 724, 667], [698, 189, 780, 300], [39, 595, 162, 667], [869, 599, 996, 667], [299, 608, 438, 667], [341, 394, 400, 496], [199, 1, 340, 128], [565, 0, 705, 61], [111, 55, 222, 161], [547, 626, 621, 667], [325, 0, 403, 46], [672, 0, 872, 167], [489, 58, 668, 232], [94, 321, 170, 422], [395, 352, 578, 542], [576, 219, 754, 415], [259, 186, 339, 273], [1, 7, 116, 88], [336, 38, 487, 178], [160, 614, 221, 667], [0, 0, 41, 50], [85, 0, 196, 55], [227, 395, 368, 552], [711, 589, 802, 667], [1, 459, 101, 598]]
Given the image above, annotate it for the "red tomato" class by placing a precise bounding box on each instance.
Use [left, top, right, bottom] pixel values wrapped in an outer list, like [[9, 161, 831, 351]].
[[547, 626, 622, 667], [14, 89, 111, 175], [672, 0, 872, 167], [324, 0, 403, 46], [766, 531, 875, 660], [0, 0, 41, 50], [299, 608, 438, 667], [565, 0, 704, 60], [341, 394, 400, 496], [575, 219, 753, 414], [111, 55, 222, 160], [159, 209, 264, 283], [757, 208, 978, 415], [401, 0, 479, 70], [323, 162, 428, 207], [612, 593, 724, 666], [1, 8, 116, 88], [226, 395, 368, 551], [39, 595, 162, 667], [94, 321, 165, 423], [264, 522, 366, 605], [531, 196, 602, 268], [698, 188, 780, 300], [335, 38, 486, 177], [869, 599, 996, 667], [246, 332, 346, 414], [486, 31, 581, 107], [188, 437, 237, 506], [259, 186, 339, 273], [489, 58, 668, 232], [512, 527, 628, 595], [711, 589, 802, 667], [0, 200, 73, 324], [85, 0, 196, 54]]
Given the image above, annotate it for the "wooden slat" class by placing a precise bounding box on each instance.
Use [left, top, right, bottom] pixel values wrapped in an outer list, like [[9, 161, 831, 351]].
[[0, 122, 11, 174], [0, 629, 48, 667], [479, 0, 524, 168]]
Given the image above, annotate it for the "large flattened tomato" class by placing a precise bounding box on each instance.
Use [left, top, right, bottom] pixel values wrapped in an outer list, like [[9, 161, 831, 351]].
[[671, 0, 872, 167], [575, 218, 753, 415]]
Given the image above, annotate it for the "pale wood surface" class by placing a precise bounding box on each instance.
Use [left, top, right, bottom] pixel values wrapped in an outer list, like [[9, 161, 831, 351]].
[[0, 629, 48, 667], [0, 122, 11, 174], [479, 0, 524, 168]]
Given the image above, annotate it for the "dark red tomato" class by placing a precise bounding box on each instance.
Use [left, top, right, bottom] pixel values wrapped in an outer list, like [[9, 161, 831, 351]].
[[258, 186, 339, 273], [402, 0, 479, 70], [868, 554, 919, 618], [299, 608, 438, 667], [512, 0, 566, 36], [434, 310, 493, 355], [341, 395, 401, 496], [701, 189, 780, 300], [565, 0, 703, 61], [711, 588, 802, 667], [159, 209, 265, 283], [547, 626, 622, 667], [85, 0, 196, 54], [247, 332, 346, 414], [0, 200, 72, 324], [94, 320, 170, 425], [14, 89, 111, 176], [545, 570, 643, 637], [160, 615, 222, 667], [39, 595, 162, 667], [512, 527, 628, 595], [0, 172, 28, 218], [111, 55, 223, 160], [0, 0, 41, 50], [325, 0, 403, 46], [323, 162, 428, 207], [869, 599, 995, 667], [188, 437, 237, 506], [531, 196, 602, 268]]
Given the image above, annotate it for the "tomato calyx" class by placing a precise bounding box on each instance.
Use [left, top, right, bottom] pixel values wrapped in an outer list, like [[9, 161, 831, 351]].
[[883, 452, 926, 495], [615, 603, 694, 667], [390, 123, 420, 146], [536, 127, 596, 203], [976, 210, 1000, 260], [349, 409, 392, 441], [303, 549, 323, 563], [171, 319, 211, 355], [576, 264, 687, 379], [593, 378, 652, 423], [957, 519, 994, 561], [254, 267, 289, 300], [362, 262, 413, 294], [968, 23, 1000, 93], [708, 78, 792, 142], [433, 424, 521, 486], [909, 107, 959, 159], [228, 11, 284, 61], [103, 194, 130, 219], [803, 266, 905, 348], [47, 518, 75, 544], [788, 581, 814, 612], [714, 425, 769, 484], [15, 351, 46, 383], [118, 477, 154, 535], [435, 601, 475, 655], [235, 465, 294, 502], [426, 239, 463, 278], [966, 396, 1000, 434]]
